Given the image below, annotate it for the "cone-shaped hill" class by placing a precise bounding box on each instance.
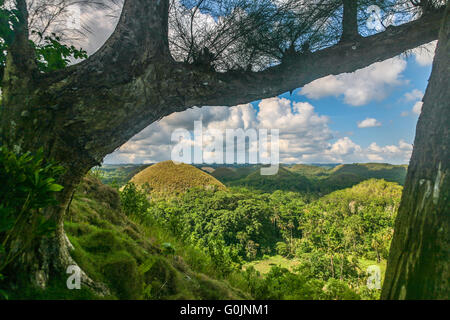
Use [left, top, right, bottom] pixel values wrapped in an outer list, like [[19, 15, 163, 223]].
[[129, 161, 226, 196]]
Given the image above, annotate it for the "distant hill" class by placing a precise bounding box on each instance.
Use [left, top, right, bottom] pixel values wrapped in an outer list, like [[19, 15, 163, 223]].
[[98, 164, 151, 186], [99, 162, 408, 196], [130, 161, 226, 196], [229, 166, 312, 193], [287, 164, 330, 178], [211, 165, 259, 182], [200, 166, 215, 174], [330, 163, 407, 183], [311, 163, 407, 194], [221, 163, 407, 194]]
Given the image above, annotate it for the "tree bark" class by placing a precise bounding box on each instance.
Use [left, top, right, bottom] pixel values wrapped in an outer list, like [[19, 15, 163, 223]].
[[341, 0, 359, 42], [381, 5, 449, 300], [0, 0, 446, 294]]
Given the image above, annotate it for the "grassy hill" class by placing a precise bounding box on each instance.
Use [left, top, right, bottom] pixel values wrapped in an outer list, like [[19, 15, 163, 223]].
[[5, 175, 247, 300], [287, 164, 330, 178], [225, 163, 407, 194], [130, 161, 226, 196], [98, 162, 408, 196], [329, 163, 407, 184], [229, 166, 312, 193]]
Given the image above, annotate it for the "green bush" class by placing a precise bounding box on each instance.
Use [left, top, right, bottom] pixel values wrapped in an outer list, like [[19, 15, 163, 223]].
[[119, 182, 150, 217], [0, 146, 64, 273], [275, 242, 289, 256]]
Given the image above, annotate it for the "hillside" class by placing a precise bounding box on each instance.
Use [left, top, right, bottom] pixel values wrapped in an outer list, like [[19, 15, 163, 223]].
[[98, 162, 408, 196], [329, 163, 407, 184], [229, 166, 312, 193], [287, 164, 330, 178], [4, 175, 247, 300], [129, 161, 226, 196]]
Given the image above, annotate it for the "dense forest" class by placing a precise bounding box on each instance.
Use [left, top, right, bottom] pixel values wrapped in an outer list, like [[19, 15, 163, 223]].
[[1, 156, 404, 300]]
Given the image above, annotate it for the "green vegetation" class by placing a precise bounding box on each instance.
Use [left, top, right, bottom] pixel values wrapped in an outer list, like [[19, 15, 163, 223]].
[[0, 147, 64, 276], [2, 174, 248, 300], [1, 158, 406, 300], [0, 8, 87, 84], [119, 175, 401, 300], [212, 163, 407, 195], [95, 164, 151, 188]]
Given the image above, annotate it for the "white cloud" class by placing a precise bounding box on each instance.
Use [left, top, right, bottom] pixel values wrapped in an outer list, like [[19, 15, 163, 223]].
[[357, 118, 382, 128], [412, 41, 437, 67], [404, 89, 423, 102], [105, 97, 413, 165], [299, 137, 412, 164], [412, 101, 423, 115], [299, 57, 407, 106], [329, 137, 362, 156]]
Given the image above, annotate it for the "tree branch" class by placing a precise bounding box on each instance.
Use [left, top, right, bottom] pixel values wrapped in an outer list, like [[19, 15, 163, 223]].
[[65, 0, 172, 85], [340, 0, 360, 42], [182, 9, 445, 107], [32, 6, 445, 167]]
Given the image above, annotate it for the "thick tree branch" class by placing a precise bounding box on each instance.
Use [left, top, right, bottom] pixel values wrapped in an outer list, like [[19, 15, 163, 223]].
[[64, 0, 171, 86], [31, 7, 445, 168], [184, 9, 445, 107], [340, 0, 360, 42]]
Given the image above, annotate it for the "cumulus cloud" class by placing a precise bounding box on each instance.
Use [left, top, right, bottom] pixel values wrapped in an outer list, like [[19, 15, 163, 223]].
[[357, 118, 382, 128], [105, 97, 412, 165], [404, 89, 424, 102], [400, 89, 424, 117], [302, 138, 413, 164], [299, 57, 407, 106], [412, 41, 437, 67]]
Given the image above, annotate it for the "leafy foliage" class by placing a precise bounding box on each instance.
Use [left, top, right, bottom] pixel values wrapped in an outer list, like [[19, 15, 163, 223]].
[[31, 32, 87, 72], [0, 146, 64, 273], [119, 174, 400, 299], [0, 4, 87, 84]]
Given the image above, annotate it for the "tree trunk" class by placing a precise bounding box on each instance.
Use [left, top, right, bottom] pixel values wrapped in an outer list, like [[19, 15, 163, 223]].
[[0, 28, 108, 293], [381, 6, 449, 300]]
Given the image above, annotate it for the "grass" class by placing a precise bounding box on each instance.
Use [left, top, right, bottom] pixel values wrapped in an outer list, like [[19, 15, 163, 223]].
[[243, 255, 302, 274]]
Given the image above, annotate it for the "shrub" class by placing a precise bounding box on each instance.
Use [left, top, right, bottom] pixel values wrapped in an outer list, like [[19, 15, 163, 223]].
[[119, 182, 150, 217], [0, 146, 64, 273]]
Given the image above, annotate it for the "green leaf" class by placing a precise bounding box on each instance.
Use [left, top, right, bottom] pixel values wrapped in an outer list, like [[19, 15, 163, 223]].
[[48, 183, 63, 192]]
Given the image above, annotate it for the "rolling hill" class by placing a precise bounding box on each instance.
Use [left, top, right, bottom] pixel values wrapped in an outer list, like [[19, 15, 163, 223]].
[[229, 166, 313, 193], [129, 161, 226, 196]]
